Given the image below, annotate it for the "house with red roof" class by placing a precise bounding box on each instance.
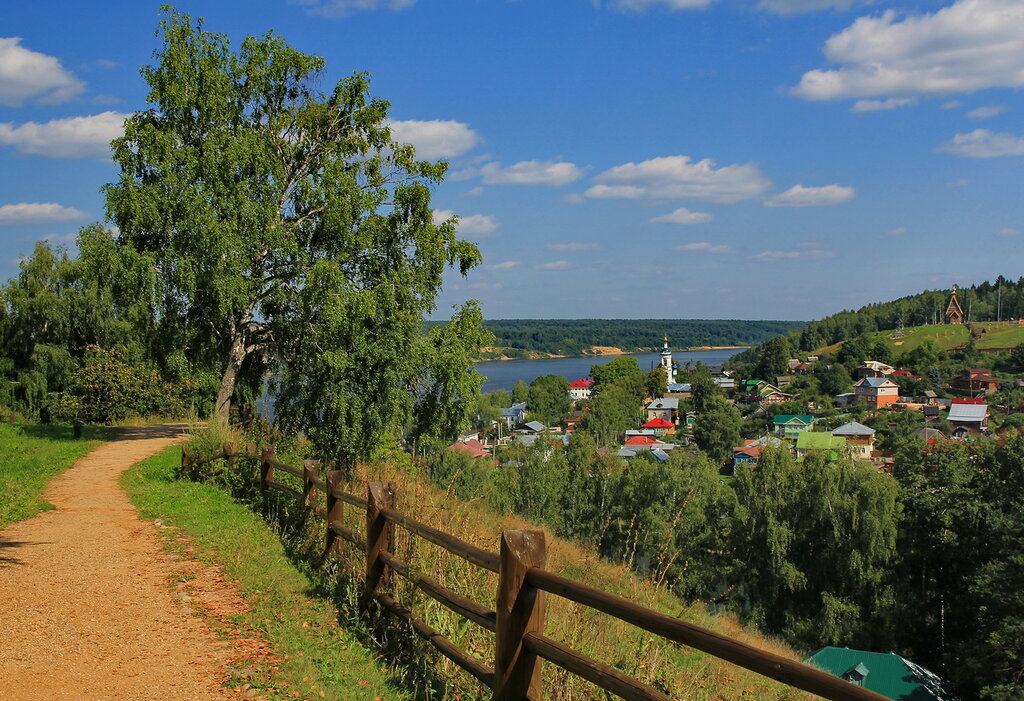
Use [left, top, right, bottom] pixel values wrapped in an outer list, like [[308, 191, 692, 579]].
[[568, 378, 595, 401], [641, 417, 675, 436], [445, 438, 490, 459], [624, 434, 664, 447]]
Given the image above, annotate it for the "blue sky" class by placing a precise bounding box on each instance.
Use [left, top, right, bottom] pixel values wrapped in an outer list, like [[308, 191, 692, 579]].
[[1, 0, 1022, 321]]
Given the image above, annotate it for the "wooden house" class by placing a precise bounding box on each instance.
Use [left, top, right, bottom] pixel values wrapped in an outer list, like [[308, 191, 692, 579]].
[[854, 376, 900, 407]]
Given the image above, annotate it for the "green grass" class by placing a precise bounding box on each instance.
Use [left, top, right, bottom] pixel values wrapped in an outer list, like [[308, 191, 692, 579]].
[[816, 321, 1024, 358], [121, 446, 411, 701], [0, 422, 117, 529]]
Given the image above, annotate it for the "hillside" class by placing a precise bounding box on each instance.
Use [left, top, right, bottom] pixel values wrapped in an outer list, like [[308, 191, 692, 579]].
[[814, 321, 1024, 357]]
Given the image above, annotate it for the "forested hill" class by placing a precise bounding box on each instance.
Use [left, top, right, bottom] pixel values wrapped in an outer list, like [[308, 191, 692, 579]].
[[429, 318, 804, 358], [793, 276, 1024, 352]]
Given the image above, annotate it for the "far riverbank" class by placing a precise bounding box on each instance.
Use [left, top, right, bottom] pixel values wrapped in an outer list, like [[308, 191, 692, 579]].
[[475, 345, 748, 362]]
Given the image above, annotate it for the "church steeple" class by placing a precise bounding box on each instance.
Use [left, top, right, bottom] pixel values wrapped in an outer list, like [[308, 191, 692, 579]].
[[945, 286, 964, 324], [660, 335, 675, 383]]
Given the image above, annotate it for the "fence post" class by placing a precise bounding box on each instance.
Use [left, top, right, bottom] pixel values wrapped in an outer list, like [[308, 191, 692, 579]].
[[303, 459, 320, 508], [494, 530, 547, 701], [181, 444, 192, 478], [325, 470, 345, 554], [261, 445, 276, 493], [223, 442, 236, 470], [365, 481, 397, 606]]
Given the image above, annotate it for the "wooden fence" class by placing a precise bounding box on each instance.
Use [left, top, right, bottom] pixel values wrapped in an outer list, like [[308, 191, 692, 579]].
[[181, 443, 888, 701]]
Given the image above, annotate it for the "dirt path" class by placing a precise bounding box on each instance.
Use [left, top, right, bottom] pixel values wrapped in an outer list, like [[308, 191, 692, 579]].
[[0, 426, 235, 701]]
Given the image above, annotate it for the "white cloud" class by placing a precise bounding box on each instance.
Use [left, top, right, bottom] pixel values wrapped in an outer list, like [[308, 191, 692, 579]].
[[751, 248, 836, 261], [649, 207, 713, 225], [42, 231, 78, 244], [0, 111, 129, 159], [431, 209, 499, 236], [478, 160, 584, 186], [463, 186, 484, 197], [885, 227, 907, 237], [851, 97, 916, 113], [966, 105, 1007, 119], [486, 261, 520, 271], [586, 155, 770, 204], [562, 193, 586, 204], [997, 227, 1020, 237], [937, 129, 1024, 158], [606, 0, 714, 10], [289, 0, 416, 18], [765, 184, 855, 207], [942, 100, 963, 109], [0, 37, 84, 106], [536, 260, 571, 270], [792, 0, 1024, 101], [388, 119, 480, 160], [546, 242, 602, 251], [674, 242, 735, 254], [0, 202, 87, 224]]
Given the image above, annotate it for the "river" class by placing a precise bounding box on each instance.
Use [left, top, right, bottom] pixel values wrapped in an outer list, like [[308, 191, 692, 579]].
[[474, 348, 744, 393]]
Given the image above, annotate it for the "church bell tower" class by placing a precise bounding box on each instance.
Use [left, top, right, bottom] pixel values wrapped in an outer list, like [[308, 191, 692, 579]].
[[660, 336, 675, 383]]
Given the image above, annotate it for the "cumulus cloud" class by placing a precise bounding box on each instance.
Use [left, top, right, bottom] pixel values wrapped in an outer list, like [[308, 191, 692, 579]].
[[649, 207, 713, 225], [0, 202, 88, 224], [476, 160, 584, 186], [536, 260, 571, 270], [792, 0, 1024, 101], [997, 227, 1020, 237], [674, 242, 735, 254], [765, 184, 855, 207], [966, 105, 1007, 119], [431, 209, 499, 236], [0, 37, 84, 106], [486, 261, 520, 271], [546, 242, 602, 251], [851, 97, 916, 113], [289, 0, 416, 18], [758, 0, 860, 14], [0, 111, 129, 159], [388, 119, 480, 160], [937, 129, 1024, 158], [605, 0, 714, 10], [751, 248, 836, 261], [586, 155, 770, 204]]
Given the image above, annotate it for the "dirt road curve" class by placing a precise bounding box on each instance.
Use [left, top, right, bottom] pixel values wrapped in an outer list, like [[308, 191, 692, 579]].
[[0, 426, 234, 701]]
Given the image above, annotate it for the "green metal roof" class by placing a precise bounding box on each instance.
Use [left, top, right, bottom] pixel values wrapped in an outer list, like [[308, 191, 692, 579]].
[[796, 432, 846, 452], [773, 414, 813, 425], [806, 647, 952, 700]]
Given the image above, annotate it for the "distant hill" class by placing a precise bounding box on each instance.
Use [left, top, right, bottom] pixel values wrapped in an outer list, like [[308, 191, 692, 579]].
[[794, 276, 1024, 352], [432, 318, 806, 359], [813, 321, 1024, 358]]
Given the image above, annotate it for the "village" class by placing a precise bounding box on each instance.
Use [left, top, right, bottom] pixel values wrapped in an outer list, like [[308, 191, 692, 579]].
[[446, 288, 1024, 475]]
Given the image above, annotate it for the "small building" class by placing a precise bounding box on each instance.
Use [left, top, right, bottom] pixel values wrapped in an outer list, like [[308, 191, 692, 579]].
[[665, 382, 691, 398], [758, 384, 793, 408], [773, 414, 814, 439], [641, 417, 675, 436], [795, 432, 846, 460], [947, 402, 988, 433], [625, 434, 665, 447], [807, 647, 955, 700], [646, 397, 679, 423], [516, 420, 546, 434], [855, 360, 896, 379], [500, 402, 527, 427], [446, 438, 490, 459], [568, 378, 595, 401], [945, 286, 964, 324], [733, 444, 762, 468], [854, 376, 900, 408], [713, 377, 735, 390], [831, 421, 876, 459], [914, 427, 945, 443], [951, 368, 1002, 395]]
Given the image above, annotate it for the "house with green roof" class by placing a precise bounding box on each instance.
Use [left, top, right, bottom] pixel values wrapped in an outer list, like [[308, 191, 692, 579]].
[[773, 414, 814, 439], [795, 432, 846, 460], [806, 647, 955, 700]]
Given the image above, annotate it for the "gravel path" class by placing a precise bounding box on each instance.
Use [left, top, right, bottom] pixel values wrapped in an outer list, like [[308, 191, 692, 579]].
[[0, 426, 234, 701]]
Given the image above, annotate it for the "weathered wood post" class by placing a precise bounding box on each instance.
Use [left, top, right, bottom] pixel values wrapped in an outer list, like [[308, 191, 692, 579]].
[[364, 481, 397, 609], [223, 442, 236, 470], [260, 445, 276, 493], [494, 529, 547, 701], [325, 470, 346, 554], [181, 444, 192, 479], [302, 459, 320, 508]]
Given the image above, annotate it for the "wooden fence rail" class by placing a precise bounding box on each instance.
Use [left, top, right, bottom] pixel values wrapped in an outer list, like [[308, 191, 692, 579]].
[[181, 444, 888, 701]]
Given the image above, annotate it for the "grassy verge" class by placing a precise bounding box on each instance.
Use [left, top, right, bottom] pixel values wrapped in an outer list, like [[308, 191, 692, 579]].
[[121, 446, 410, 701], [0, 422, 117, 529]]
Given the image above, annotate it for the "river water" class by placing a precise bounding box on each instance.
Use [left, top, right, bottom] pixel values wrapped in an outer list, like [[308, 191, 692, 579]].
[[475, 348, 744, 393]]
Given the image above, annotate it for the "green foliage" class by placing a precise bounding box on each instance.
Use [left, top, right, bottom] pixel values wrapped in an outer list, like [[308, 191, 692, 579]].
[[754, 335, 791, 379], [511, 380, 528, 404], [646, 366, 667, 399], [693, 399, 742, 463], [590, 355, 643, 387], [580, 379, 644, 447], [526, 374, 570, 425]]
